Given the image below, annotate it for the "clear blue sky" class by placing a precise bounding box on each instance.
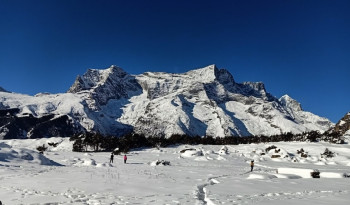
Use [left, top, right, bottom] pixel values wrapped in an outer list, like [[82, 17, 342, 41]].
[[0, 0, 349, 122]]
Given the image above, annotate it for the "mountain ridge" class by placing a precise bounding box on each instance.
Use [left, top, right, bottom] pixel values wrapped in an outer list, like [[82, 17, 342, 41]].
[[0, 86, 9, 93], [327, 112, 350, 136], [0, 65, 334, 139]]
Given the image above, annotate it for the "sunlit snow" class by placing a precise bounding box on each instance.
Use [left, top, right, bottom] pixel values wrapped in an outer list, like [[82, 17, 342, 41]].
[[1, 138, 350, 204]]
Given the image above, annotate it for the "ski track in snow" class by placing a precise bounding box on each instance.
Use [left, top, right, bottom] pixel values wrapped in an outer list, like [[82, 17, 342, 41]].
[[195, 175, 228, 205]]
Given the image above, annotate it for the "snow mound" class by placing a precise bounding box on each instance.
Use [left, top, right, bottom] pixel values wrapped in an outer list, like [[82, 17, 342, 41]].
[[149, 160, 171, 166], [216, 155, 227, 161], [246, 170, 341, 179], [96, 163, 113, 167], [247, 173, 277, 180], [180, 148, 203, 157], [74, 158, 97, 167], [276, 168, 346, 179], [273, 174, 302, 179], [320, 172, 345, 178], [218, 146, 229, 155], [277, 168, 314, 178], [3, 137, 72, 152], [194, 156, 208, 161], [0, 143, 61, 166]]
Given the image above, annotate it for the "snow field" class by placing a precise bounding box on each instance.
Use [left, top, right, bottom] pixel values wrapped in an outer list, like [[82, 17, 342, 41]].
[[0, 138, 350, 204]]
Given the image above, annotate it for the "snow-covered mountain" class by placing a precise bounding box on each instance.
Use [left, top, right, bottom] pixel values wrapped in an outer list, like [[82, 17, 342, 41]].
[[0, 65, 334, 139]]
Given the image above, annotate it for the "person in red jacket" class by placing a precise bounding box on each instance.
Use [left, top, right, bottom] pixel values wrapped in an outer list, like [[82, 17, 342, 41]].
[[124, 154, 127, 164]]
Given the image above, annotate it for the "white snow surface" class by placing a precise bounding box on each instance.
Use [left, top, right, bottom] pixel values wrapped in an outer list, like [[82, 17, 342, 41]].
[[1, 137, 350, 204]]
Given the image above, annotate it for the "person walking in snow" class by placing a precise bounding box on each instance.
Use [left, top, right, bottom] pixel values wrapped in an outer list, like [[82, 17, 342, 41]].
[[110, 153, 114, 163], [124, 154, 127, 164], [250, 160, 254, 172]]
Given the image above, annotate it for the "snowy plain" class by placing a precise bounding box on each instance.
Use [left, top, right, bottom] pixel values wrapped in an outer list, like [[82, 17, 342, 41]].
[[1, 137, 350, 205]]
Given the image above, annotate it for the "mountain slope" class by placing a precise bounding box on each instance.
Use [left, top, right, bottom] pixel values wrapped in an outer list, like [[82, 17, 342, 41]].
[[119, 65, 333, 137], [327, 112, 350, 136], [0, 92, 86, 139], [0, 65, 334, 138]]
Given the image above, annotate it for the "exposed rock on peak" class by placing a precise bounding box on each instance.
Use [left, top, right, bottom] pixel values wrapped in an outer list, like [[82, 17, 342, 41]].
[[0, 86, 9, 93], [214, 67, 236, 85], [185, 64, 218, 83], [68, 65, 141, 106], [278, 95, 333, 132], [183, 64, 235, 85], [137, 65, 237, 101], [279, 95, 303, 112], [238, 81, 270, 100], [0, 106, 81, 139], [328, 112, 350, 136], [68, 65, 127, 93]]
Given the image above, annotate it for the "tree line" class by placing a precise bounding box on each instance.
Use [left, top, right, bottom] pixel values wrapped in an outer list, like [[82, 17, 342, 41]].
[[69, 130, 345, 153]]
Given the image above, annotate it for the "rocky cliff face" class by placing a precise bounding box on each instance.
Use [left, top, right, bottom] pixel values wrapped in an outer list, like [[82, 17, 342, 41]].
[[327, 112, 350, 136], [0, 108, 80, 139], [67, 65, 142, 109], [0, 65, 334, 138]]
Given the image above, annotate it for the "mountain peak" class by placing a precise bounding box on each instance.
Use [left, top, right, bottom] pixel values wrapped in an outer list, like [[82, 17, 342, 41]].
[[67, 65, 141, 107], [185, 64, 217, 82], [68, 65, 128, 93], [279, 95, 303, 112], [107, 65, 126, 75], [0, 86, 8, 93], [185, 64, 235, 85]]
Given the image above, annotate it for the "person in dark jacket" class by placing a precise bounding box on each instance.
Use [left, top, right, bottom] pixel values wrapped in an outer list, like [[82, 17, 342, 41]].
[[110, 153, 114, 163]]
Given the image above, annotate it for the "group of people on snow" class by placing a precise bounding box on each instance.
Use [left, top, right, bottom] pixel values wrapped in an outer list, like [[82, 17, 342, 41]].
[[110, 153, 127, 164]]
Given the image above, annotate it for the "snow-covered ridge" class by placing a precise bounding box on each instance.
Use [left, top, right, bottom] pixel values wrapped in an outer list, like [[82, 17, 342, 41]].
[[68, 65, 127, 92], [279, 95, 302, 112], [0, 64, 334, 138], [185, 64, 221, 83], [68, 65, 142, 107], [0, 86, 9, 93], [328, 112, 350, 136]]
